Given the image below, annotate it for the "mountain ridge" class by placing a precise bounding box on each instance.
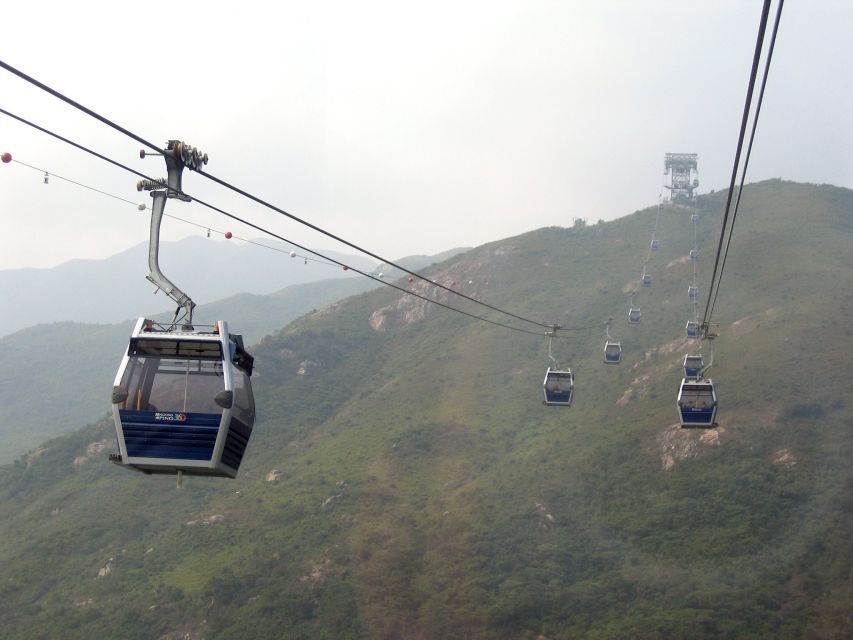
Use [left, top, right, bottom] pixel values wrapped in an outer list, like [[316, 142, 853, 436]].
[[0, 236, 378, 337]]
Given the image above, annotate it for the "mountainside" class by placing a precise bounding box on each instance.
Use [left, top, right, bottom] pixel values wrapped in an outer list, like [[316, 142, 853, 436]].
[[0, 236, 378, 337], [0, 181, 850, 639]]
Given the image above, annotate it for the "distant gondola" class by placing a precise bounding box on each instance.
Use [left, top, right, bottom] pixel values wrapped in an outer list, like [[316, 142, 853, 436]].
[[628, 307, 641, 324], [543, 368, 574, 406], [688, 285, 698, 302], [604, 341, 622, 364], [685, 320, 699, 338], [677, 378, 717, 428], [682, 353, 704, 379]]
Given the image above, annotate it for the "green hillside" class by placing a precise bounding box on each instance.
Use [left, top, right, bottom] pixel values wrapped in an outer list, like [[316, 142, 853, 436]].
[[0, 181, 850, 639]]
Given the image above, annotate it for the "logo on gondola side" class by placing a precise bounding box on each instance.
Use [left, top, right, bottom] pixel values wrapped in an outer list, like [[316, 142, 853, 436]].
[[154, 412, 187, 422]]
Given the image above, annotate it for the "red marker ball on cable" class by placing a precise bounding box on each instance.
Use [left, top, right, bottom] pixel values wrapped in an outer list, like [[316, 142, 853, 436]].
[[224, 231, 233, 239], [1, 152, 11, 163]]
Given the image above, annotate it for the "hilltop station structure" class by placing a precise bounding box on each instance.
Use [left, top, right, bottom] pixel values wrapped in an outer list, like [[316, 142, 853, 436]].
[[664, 153, 699, 202]]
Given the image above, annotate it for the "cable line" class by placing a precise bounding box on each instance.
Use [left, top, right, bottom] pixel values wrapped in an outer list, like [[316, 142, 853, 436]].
[[0, 59, 162, 154], [701, 0, 774, 327], [0, 110, 568, 339], [0, 58, 553, 332], [194, 167, 551, 330], [4, 156, 341, 268], [705, 0, 784, 324]]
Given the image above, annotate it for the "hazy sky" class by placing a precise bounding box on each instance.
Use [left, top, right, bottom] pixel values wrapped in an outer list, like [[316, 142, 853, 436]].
[[1, 0, 850, 271]]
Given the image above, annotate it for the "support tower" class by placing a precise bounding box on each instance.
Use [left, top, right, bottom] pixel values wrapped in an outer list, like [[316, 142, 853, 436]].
[[664, 153, 699, 203]]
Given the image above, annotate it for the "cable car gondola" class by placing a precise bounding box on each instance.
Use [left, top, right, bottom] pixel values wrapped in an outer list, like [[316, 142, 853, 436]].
[[682, 353, 704, 379], [650, 238, 659, 252], [603, 318, 621, 364], [109, 140, 257, 480], [690, 248, 698, 262], [628, 307, 641, 324], [543, 367, 574, 406], [642, 271, 652, 287], [688, 285, 698, 302], [685, 320, 699, 338], [677, 378, 717, 428], [604, 341, 622, 364], [111, 318, 255, 477]]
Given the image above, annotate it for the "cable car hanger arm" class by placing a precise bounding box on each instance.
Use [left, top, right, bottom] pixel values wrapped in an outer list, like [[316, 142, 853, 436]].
[[138, 141, 206, 325]]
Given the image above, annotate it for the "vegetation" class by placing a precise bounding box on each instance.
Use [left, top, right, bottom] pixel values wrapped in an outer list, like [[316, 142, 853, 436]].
[[0, 181, 849, 638]]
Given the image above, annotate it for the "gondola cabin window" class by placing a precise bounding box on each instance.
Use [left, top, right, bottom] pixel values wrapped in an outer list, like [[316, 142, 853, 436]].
[[119, 339, 225, 414]]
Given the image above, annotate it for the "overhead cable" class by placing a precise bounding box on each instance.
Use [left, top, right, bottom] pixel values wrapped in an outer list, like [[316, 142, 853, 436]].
[[5, 156, 339, 268], [0, 58, 553, 331], [701, 0, 775, 326], [705, 0, 784, 324], [0, 109, 566, 339]]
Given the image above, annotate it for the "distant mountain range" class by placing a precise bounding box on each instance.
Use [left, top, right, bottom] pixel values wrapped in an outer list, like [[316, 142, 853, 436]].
[[0, 236, 379, 337]]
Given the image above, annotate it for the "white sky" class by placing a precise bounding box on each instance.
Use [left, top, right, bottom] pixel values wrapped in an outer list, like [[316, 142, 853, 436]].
[[1, 0, 850, 271]]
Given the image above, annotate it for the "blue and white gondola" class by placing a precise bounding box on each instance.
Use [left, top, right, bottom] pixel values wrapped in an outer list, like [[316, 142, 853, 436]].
[[688, 285, 698, 302], [642, 271, 652, 287], [110, 318, 255, 478], [685, 320, 699, 338], [543, 367, 574, 406], [628, 307, 641, 324], [677, 378, 717, 428], [682, 353, 704, 379], [604, 341, 622, 364]]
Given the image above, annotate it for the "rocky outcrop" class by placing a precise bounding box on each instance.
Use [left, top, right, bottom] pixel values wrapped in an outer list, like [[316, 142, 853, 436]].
[[299, 559, 331, 586], [297, 360, 318, 376], [97, 558, 114, 578], [534, 502, 556, 530], [659, 424, 723, 470], [368, 251, 504, 331], [772, 448, 797, 469], [26, 447, 48, 469], [186, 514, 225, 527], [73, 439, 110, 469]]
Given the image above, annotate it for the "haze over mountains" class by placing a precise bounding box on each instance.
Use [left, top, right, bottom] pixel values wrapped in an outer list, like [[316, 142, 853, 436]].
[[0, 181, 850, 638], [0, 236, 379, 337]]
